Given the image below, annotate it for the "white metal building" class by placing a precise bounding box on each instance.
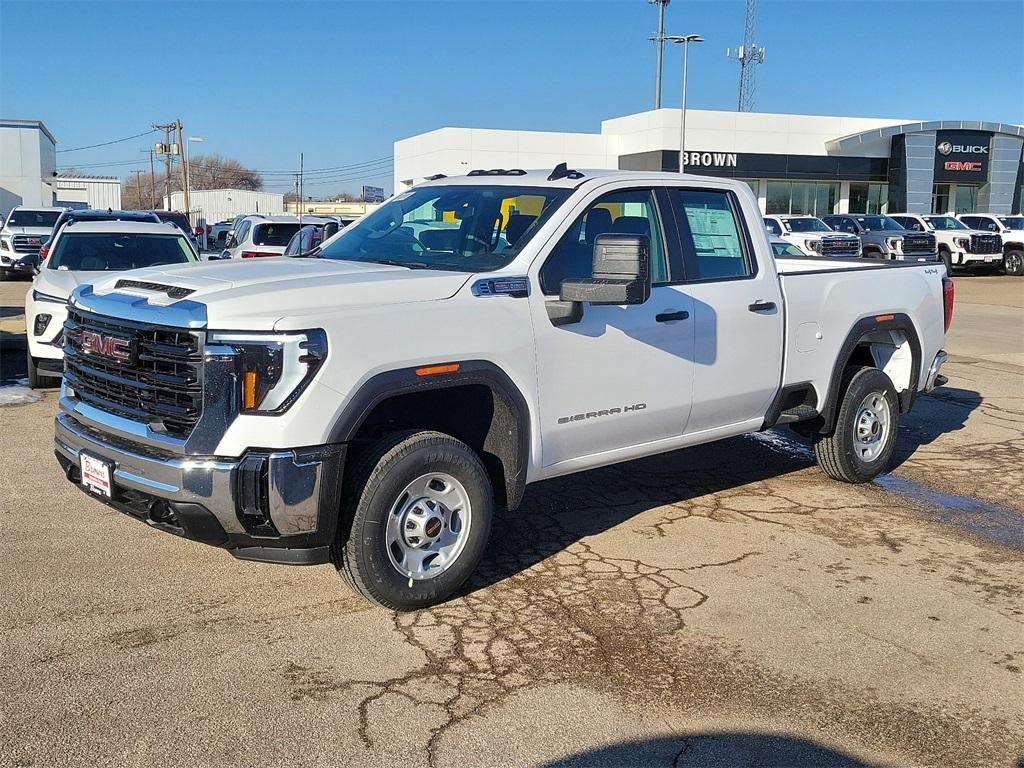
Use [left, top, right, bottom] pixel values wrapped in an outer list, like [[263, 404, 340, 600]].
[[0, 119, 58, 213], [164, 188, 285, 227], [395, 108, 1024, 215], [52, 174, 122, 210]]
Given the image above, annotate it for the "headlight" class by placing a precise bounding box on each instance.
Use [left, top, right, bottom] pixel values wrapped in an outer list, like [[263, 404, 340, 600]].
[[887, 237, 903, 251], [32, 289, 66, 304], [805, 239, 821, 251], [955, 237, 970, 249], [208, 329, 327, 414]]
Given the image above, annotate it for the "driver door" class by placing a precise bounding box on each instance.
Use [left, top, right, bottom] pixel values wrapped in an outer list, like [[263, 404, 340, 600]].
[[529, 186, 696, 471]]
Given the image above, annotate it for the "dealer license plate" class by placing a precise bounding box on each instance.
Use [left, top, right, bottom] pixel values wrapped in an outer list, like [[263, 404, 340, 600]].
[[80, 453, 113, 498]]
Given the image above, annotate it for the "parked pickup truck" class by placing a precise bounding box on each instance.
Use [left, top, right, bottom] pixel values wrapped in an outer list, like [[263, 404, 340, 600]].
[[763, 215, 861, 258], [54, 168, 953, 610], [888, 213, 1003, 274], [957, 213, 1024, 276], [822, 214, 937, 261]]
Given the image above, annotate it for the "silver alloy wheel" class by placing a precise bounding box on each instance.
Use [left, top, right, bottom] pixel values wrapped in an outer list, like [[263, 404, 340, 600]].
[[1006, 251, 1022, 274], [853, 391, 891, 462], [385, 472, 472, 581]]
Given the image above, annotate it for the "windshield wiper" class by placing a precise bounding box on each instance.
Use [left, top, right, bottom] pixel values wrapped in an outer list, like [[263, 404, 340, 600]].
[[360, 258, 432, 270]]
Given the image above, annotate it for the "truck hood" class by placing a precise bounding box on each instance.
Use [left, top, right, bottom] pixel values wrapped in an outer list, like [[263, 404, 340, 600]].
[[80, 256, 472, 329], [36, 268, 111, 299], [2, 226, 53, 237]]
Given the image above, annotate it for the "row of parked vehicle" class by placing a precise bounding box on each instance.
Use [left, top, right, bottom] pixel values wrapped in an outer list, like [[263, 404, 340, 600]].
[[763, 212, 1024, 276]]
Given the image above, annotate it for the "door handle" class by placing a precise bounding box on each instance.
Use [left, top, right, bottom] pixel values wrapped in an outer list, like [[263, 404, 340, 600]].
[[748, 300, 776, 313], [656, 310, 689, 323]]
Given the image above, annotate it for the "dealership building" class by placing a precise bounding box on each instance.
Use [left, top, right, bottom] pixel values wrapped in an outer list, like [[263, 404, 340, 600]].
[[394, 109, 1024, 215]]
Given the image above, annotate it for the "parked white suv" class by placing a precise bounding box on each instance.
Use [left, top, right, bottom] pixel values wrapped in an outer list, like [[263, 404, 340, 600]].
[[25, 220, 200, 387], [763, 215, 861, 258], [957, 213, 1024, 276], [888, 213, 1002, 274], [0, 206, 66, 280], [54, 168, 951, 610], [220, 215, 335, 259]]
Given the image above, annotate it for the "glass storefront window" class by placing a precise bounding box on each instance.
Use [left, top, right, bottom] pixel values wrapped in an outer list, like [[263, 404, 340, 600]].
[[849, 182, 889, 214], [954, 185, 978, 214], [738, 179, 759, 198], [765, 181, 838, 215], [932, 184, 951, 214]]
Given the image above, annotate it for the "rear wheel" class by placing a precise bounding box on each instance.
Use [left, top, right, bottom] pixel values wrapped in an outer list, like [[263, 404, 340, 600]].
[[1004, 249, 1024, 276], [814, 367, 899, 484], [332, 430, 494, 611]]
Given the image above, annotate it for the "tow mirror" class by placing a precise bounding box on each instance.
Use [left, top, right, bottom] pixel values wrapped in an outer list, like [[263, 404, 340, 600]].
[[548, 233, 652, 326]]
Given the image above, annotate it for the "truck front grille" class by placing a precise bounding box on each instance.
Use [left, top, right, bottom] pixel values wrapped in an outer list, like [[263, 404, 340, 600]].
[[969, 233, 1002, 254], [12, 235, 45, 253], [818, 237, 860, 257], [63, 307, 203, 439], [902, 234, 936, 255]]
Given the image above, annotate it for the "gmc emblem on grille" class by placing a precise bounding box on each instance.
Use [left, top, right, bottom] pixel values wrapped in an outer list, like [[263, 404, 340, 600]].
[[80, 330, 134, 363]]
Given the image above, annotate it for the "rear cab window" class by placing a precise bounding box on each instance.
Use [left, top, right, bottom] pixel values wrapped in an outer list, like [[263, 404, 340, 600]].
[[672, 189, 754, 281], [254, 223, 303, 246]]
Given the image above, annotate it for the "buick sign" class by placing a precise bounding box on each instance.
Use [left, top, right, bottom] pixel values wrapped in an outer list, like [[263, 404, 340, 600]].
[[933, 130, 992, 183], [937, 141, 987, 156]]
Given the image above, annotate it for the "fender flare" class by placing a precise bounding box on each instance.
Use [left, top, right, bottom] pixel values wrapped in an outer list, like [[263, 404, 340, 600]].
[[327, 360, 532, 510], [818, 312, 922, 434]]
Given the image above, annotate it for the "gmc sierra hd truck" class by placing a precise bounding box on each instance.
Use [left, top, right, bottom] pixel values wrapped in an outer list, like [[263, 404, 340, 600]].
[[957, 213, 1024, 276], [888, 213, 1003, 274], [822, 214, 938, 261], [762, 214, 861, 258], [55, 168, 953, 610]]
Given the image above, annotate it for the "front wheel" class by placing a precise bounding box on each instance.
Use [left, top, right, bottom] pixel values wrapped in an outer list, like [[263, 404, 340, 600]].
[[26, 349, 60, 389], [939, 249, 953, 275], [1004, 249, 1024, 276], [333, 430, 494, 611], [814, 367, 900, 484]]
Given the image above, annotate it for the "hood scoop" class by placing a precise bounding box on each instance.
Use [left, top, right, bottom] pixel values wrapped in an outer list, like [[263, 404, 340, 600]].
[[114, 279, 195, 300]]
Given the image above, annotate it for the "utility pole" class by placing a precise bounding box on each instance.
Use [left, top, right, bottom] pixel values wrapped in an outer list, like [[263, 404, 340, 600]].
[[650, 0, 670, 109], [298, 153, 304, 228], [153, 122, 176, 209], [131, 170, 145, 210], [148, 150, 156, 209], [176, 120, 189, 219]]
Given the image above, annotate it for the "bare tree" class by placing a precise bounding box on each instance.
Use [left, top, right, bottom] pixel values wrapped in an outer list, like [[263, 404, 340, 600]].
[[120, 154, 262, 210]]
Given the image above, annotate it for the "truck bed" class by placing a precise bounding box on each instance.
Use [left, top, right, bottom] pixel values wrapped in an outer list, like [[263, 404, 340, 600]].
[[776, 257, 946, 414]]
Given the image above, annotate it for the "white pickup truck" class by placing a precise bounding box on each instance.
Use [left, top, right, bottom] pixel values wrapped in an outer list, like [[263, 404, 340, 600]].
[[54, 168, 953, 610]]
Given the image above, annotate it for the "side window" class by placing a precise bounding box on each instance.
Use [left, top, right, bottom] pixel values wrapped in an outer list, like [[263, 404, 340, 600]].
[[539, 189, 669, 295], [236, 220, 251, 244], [764, 218, 782, 236], [674, 189, 752, 281]]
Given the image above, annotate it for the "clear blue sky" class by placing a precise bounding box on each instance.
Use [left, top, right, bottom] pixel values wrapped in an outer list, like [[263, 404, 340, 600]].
[[2, 0, 1022, 196]]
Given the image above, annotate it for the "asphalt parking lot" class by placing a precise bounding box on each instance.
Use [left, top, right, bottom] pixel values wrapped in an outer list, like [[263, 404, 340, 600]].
[[0, 275, 1021, 768]]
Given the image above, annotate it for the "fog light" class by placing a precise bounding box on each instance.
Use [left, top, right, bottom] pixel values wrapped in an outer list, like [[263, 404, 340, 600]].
[[34, 314, 52, 336]]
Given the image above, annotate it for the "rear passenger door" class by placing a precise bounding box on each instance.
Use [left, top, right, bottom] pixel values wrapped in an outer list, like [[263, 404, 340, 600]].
[[665, 187, 785, 435]]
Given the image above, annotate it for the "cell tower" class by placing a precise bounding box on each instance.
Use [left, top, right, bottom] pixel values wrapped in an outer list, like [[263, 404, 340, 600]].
[[727, 0, 766, 112]]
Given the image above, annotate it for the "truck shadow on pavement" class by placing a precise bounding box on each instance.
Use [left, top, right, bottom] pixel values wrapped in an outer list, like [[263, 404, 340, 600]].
[[469, 385, 983, 596], [543, 732, 878, 767]]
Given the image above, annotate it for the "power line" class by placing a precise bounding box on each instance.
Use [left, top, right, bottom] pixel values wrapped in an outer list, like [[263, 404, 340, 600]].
[[57, 128, 159, 153], [57, 154, 394, 176]]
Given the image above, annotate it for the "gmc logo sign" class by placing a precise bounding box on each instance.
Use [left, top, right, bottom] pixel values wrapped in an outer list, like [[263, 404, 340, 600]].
[[80, 330, 134, 363], [945, 161, 983, 172]]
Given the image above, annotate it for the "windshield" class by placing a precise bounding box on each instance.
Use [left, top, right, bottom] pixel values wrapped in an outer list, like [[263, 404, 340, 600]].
[[998, 216, 1024, 229], [857, 215, 905, 231], [317, 184, 571, 271], [8, 210, 61, 228], [48, 232, 197, 271], [771, 242, 805, 257], [923, 216, 967, 230], [254, 222, 302, 246], [783, 217, 832, 233]]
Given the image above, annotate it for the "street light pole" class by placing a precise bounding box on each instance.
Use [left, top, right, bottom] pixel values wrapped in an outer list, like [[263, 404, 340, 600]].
[[185, 136, 204, 228], [667, 34, 703, 173]]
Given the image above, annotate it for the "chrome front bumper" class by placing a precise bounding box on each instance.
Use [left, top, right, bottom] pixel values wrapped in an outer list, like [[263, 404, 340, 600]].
[[924, 350, 948, 392], [54, 411, 345, 564]]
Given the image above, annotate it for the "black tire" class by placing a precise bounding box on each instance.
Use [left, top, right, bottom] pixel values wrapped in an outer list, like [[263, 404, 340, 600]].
[[25, 349, 59, 389], [332, 430, 494, 611], [939, 249, 953, 275], [1004, 249, 1024, 277], [814, 366, 900, 484], [0, 268, 7, 282]]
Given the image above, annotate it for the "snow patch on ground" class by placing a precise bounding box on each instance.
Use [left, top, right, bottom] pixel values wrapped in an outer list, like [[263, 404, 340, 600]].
[[0, 385, 41, 406]]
